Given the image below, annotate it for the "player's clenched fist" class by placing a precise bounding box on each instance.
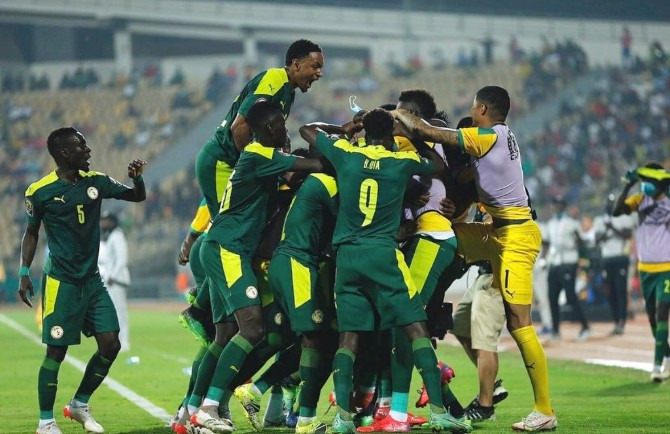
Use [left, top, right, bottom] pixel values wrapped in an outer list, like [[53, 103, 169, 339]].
[[128, 159, 147, 180]]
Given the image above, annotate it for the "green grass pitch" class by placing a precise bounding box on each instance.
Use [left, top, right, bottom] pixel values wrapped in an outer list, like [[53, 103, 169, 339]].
[[1, 309, 668, 433]]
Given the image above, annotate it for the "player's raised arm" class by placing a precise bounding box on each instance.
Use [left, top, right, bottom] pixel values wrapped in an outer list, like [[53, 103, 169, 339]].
[[299, 121, 362, 147], [18, 222, 39, 307], [116, 159, 147, 202], [231, 113, 252, 152], [393, 109, 460, 147], [613, 170, 639, 216]]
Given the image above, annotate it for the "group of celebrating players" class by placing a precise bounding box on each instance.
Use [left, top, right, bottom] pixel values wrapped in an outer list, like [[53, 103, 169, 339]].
[[19, 38, 558, 434]]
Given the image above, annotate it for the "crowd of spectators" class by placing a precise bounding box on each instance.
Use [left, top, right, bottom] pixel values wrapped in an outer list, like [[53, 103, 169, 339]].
[[520, 38, 588, 107], [524, 41, 670, 218], [4, 36, 668, 302], [0, 65, 223, 298]]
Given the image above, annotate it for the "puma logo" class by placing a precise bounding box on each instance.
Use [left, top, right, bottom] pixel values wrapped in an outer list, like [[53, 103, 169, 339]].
[[230, 365, 239, 373], [53, 195, 65, 203], [525, 362, 536, 370], [268, 83, 274, 92], [505, 289, 516, 298]]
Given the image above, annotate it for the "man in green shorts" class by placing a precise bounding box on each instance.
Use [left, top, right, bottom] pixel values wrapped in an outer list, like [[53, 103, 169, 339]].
[[174, 198, 239, 433], [18, 127, 146, 434], [264, 167, 339, 434], [188, 100, 324, 433], [613, 163, 670, 382], [196, 39, 324, 216], [300, 109, 471, 433]]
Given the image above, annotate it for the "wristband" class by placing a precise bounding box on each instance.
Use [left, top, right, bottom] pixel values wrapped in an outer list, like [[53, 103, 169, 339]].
[[19, 265, 30, 277], [133, 175, 144, 183]]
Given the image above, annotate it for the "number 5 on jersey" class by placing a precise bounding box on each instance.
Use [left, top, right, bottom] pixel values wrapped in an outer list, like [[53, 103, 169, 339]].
[[77, 204, 85, 224], [359, 178, 378, 227]]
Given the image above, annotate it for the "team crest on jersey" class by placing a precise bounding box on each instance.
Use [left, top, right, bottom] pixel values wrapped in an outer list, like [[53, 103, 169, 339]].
[[25, 199, 33, 217], [246, 286, 258, 299], [274, 313, 284, 325], [87, 187, 99, 200], [50, 326, 64, 339], [311, 310, 324, 324]]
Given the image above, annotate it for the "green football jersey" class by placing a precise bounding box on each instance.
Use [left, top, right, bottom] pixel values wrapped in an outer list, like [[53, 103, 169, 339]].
[[315, 132, 434, 247], [207, 142, 298, 257], [24, 170, 134, 283], [203, 68, 295, 166], [275, 173, 338, 267]]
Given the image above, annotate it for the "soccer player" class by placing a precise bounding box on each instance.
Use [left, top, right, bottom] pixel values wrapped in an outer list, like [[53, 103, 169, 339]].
[[196, 39, 324, 217], [189, 100, 324, 433], [300, 109, 470, 434], [266, 162, 340, 434], [612, 164, 670, 382], [394, 86, 557, 431], [362, 90, 465, 432], [174, 199, 234, 434], [18, 127, 146, 434]]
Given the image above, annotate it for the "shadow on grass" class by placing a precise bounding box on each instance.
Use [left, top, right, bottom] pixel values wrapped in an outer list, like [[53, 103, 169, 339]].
[[118, 429, 299, 434], [584, 380, 666, 397]]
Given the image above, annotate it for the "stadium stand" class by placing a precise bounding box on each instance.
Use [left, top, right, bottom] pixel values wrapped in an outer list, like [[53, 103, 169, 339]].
[[0, 74, 212, 284], [524, 48, 670, 216]]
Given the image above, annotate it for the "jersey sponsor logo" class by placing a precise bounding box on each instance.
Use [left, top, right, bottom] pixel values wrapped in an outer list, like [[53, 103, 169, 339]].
[[274, 313, 283, 325], [311, 309, 324, 324], [25, 198, 34, 216], [53, 195, 65, 203], [87, 187, 99, 200], [50, 326, 64, 339], [246, 286, 259, 299]]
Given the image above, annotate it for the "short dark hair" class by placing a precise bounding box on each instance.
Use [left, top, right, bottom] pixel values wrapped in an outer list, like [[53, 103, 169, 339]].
[[379, 103, 397, 111], [285, 39, 322, 66], [644, 162, 664, 170], [246, 100, 283, 134], [433, 110, 451, 127], [398, 89, 437, 119], [475, 85, 510, 120], [456, 116, 474, 129], [363, 109, 394, 141], [47, 126, 80, 160]]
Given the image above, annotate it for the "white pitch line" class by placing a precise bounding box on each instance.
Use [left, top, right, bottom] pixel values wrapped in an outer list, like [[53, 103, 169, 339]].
[[585, 358, 653, 373], [0, 313, 172, 423]]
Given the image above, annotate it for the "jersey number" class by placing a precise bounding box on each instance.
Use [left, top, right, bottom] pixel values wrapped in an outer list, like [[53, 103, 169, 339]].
[[219, 170, 236, 213], [664, 280, 670, 294], [359, 178, 378, 227], [76, 205, 85, 224]]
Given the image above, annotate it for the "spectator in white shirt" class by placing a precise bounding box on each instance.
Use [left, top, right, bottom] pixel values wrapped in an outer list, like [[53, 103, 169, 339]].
[[542, 197, 591, 341], [98, 212, 131, 352], [594, 195, 636, 335]]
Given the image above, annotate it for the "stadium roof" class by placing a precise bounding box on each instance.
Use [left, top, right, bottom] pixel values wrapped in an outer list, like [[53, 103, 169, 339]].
[[253, 0, 670, 23]]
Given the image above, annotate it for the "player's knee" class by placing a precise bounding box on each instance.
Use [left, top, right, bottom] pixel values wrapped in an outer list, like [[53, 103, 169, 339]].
[[240, 322, 265, 345], [215, 322, 238, 345], [99, 338, 121, 360], [301, 332, 321, 350], [46, 345, 67, 363], [403, 321, 429, 341], [338, 331, 359, 353]]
